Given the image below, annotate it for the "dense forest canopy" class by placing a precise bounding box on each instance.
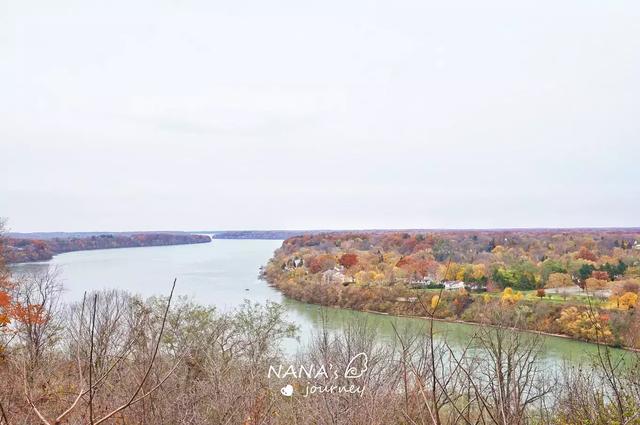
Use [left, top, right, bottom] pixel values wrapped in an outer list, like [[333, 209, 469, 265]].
[[272, 229, 640, 290]]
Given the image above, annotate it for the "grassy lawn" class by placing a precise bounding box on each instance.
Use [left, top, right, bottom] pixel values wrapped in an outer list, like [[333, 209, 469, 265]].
[[413, 287, 607, 307], [486, 290, 607, 306]]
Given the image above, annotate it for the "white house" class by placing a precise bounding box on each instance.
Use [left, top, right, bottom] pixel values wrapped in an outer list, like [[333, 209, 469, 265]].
[[443, 281, 465, 290]]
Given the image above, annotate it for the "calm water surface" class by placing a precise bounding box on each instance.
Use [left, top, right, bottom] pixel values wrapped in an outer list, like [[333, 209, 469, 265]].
[[10, 239, 628, 364]]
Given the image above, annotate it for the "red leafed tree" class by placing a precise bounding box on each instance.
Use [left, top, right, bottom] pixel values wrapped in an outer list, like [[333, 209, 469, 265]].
[[592, 270, 609, 281], [307, 254, 336, 274], [339, 253, 358, 268], [307, 256, 323, 274]]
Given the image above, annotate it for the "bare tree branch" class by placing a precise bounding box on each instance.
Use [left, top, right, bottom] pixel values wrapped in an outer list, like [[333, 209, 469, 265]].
[[92, 279, 177, 425]]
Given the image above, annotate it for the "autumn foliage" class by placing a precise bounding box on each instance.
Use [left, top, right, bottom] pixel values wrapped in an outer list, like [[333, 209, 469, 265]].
[[339, 253, 359, 268], [0, 223, 12, 329], [0, 287, 10, 327], [264, 228, 640, 349], [577, 246, 598, 262], [592, 270, 610, 281], [0, 221, 50, 340]]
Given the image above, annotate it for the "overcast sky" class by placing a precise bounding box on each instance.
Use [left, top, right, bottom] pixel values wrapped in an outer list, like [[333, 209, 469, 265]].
[[1, 0, 639, 232]]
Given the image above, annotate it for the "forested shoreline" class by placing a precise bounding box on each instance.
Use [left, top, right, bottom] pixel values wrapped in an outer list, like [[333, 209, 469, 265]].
[[263, 229, 640, 349], [4, 233, 211, 263]]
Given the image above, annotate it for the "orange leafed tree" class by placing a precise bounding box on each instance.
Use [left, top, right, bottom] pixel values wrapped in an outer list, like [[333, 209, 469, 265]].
[[0, 219, 13, 329], [11, 303, 48, 325], [577, 246, 598, 262], [0, 289, 10, 327], [0, 219, 48, 333]]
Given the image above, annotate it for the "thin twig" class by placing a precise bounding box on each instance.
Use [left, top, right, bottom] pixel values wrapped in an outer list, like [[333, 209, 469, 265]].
[[88, 293, 98, 424]]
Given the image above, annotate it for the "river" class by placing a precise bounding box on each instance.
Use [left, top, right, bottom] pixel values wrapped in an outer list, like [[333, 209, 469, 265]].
[[9, 238, 628, 365]]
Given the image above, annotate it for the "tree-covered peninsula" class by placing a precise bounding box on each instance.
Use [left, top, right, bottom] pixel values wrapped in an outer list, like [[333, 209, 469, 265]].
[[263, 229, 640, 348]]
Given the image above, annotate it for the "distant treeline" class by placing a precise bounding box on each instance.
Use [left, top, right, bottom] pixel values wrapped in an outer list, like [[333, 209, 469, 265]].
[[211, 228, 640, 240], [210, 230, 321, 240], [8, 230, 202, 240], [3, 233, 211, 263]]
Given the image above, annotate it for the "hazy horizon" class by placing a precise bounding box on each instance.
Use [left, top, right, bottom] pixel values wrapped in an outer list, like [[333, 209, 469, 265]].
[[2, 0, 639, 232], [7, 225, 640, 236]]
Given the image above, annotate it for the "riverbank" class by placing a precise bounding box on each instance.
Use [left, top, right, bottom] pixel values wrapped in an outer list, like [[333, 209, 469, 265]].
[[305, 296, 640, 353], [264, 275, 640, 351]]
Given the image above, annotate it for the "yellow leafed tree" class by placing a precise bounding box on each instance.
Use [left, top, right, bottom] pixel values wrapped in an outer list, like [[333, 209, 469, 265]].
[[431, 295, 440, 310], [609, 292, 638, 310], [556, 306, 613, 342], [501, 287, 523, 303], [472, 264, 486, 281], [546, 273, 573, 288]]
